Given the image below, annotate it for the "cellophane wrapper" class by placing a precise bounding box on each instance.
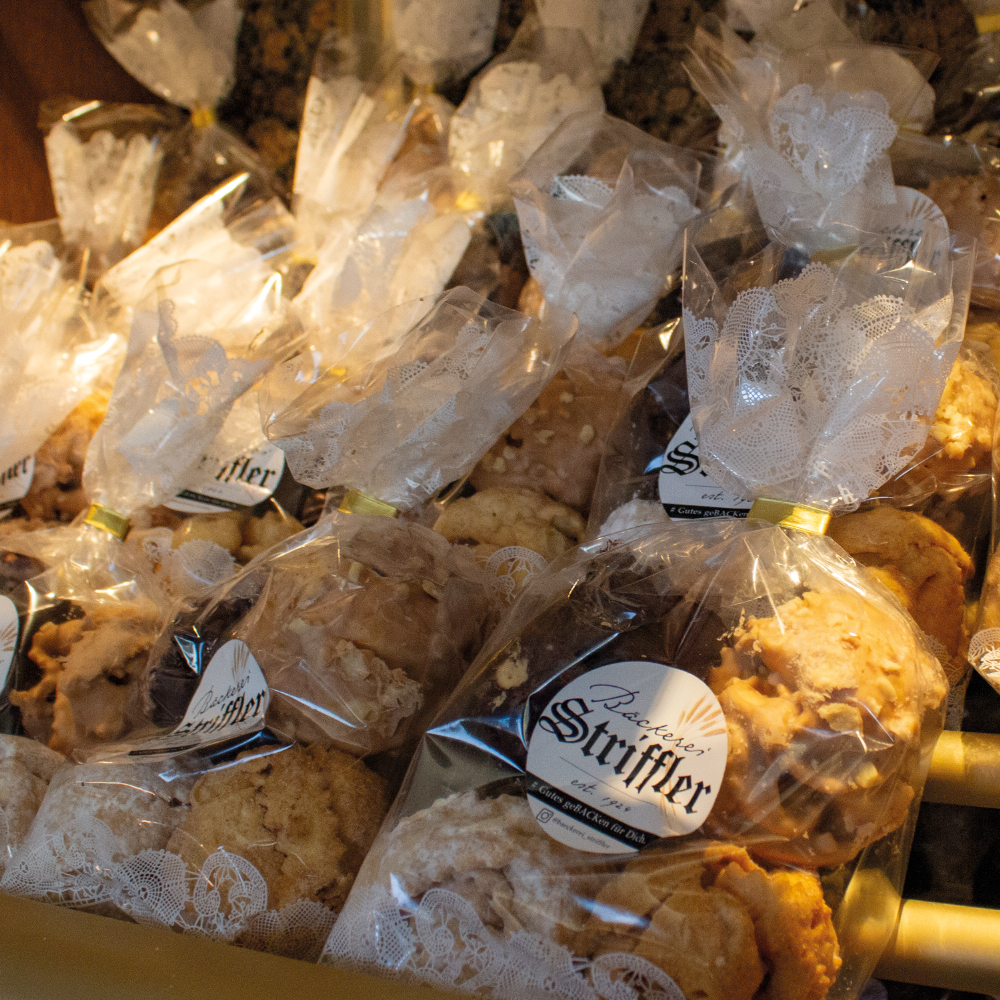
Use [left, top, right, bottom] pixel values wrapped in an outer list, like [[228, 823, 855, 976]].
[[534, 0, 650, 83], [511, 111, 700, 350], [41, 99, 180, 282], [685, 29, 935, 251], [294, 96, 475, 342], [0, 222, 123, 512], [263, 286, 575, 510], [83, 0, 280, 228], [891, 133, 1000, 311], [323, 517, 947, 1000], [448, 16, 605, 211], [0, 732, 395, 960], [391, 0, 500, 87], [292, 29, 418, 256]]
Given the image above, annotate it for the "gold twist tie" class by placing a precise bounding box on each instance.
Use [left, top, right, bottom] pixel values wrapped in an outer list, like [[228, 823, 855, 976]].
[[338, 489, 400, 518], [190, 104, 217, 129], [84, 503, 131, 540], [748, 498, 831, 535]]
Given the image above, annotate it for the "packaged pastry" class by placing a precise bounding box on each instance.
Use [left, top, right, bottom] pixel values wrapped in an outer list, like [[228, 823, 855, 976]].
[[40, 98, 182, 282], [0, 193, 299, 754], [0, 734, 389, 960], [0, 735, 64, 876], [891, 133, 1000, 311], [0, 222, 123, 533], [324, 46, 967, 1000], [294, 89, 476, 346], [121, 286, 573, 758], [83, 0, 279, 231]]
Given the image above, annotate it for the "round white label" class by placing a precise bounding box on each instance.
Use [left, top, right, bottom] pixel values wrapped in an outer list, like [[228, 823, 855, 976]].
[[167, 443, 285, 514], [656, 415, 752, 520], [0, 595, 18, 692], [526, 661, 727, 853]]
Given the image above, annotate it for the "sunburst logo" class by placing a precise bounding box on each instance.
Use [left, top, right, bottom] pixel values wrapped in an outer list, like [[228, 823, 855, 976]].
[[232, 641, 250, 682], [0, 620, 16, 655], [674, 694, 727, 742]]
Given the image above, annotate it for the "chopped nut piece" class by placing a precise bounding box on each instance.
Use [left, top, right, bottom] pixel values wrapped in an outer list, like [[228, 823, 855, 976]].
[[578, 424, 595, 444]]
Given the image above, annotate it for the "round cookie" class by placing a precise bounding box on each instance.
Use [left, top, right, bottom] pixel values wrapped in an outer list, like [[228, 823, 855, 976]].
[[828, 506, 973, 683], [705, 588, 946, 868], [166, 743, 390, 916], [433, 487, 585, 563]]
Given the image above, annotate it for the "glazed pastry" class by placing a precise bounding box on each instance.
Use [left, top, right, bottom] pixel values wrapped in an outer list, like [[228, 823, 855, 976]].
[[10, 602, 161, 755], [828, 507, 973, 683], [19, 391, 109, 524]]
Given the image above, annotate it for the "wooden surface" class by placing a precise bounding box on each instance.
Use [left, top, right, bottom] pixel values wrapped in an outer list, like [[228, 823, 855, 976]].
[[0, 0, 161, 225]]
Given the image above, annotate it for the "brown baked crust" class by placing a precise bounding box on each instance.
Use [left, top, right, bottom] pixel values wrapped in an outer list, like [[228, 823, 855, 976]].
[[828, 507, 973, 684], [167, 743, 389, 915]]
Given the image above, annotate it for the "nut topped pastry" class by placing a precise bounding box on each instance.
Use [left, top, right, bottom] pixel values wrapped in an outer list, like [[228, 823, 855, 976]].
[[706, 589, 946, 867], [828, 507, 974, 683]]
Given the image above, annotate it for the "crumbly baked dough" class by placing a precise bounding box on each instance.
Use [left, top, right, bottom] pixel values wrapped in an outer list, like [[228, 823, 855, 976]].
[[433, 487, 585, 562], [20, 391, 108, 523], [706, 589, 946, 867], [577, 842, 839, 1000], [167, 743, 389, 914], [10, 602, 161, 755], [469, 354, 628, 513], [0, 735, 64, 857], [828, 507, 973, 683]]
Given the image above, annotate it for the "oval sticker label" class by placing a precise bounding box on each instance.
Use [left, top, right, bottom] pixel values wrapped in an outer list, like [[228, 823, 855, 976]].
[[0, 596, 17, 692], [526, 661, 727, 853]]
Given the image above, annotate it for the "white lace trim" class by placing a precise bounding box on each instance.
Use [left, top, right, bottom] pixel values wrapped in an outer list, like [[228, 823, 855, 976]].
[[684, 261, 954, 508], [325, 884, 685, 1000], [969, 628, 1000, 690], [0, 816, 334, 959], [135, 528, 237, 599]]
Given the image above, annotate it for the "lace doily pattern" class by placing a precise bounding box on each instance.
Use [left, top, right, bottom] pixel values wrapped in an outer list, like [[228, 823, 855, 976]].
[[1, 827, 335, 962], [683, 260, 957, 509], [326, 884, 684, 1000]]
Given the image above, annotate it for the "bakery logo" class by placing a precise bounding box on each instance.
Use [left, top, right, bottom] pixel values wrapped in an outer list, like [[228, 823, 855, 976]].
[[525, 661, 727, 854], [0, 454, 34, 514], [171, 640, 269, 740], [0, 596, 17, 693], [167, 443, 285, 515], [655, 415, 752, 519]]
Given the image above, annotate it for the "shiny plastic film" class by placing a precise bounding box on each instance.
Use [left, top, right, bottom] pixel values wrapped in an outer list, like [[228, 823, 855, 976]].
[[41, 99, 179, 281], [511, 111, 700, 350], [263, 286, 576, 510], [323, 517, 946, 999], [0, 735, 391, 961], [448, 16, 605, 211]]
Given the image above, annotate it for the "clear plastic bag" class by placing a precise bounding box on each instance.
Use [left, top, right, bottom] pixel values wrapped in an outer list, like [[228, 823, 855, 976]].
[[449, 15, 605, 211], [391, 0, 500, 87], [292, 29, 418, 256], [0, 734, 387, 959], [83, 0, 280, 230], [40, 98, 181, 282], [511, 111, 700, 350], [0, 223, 123, 528], [323, 518, 945, 1000], [891, 132, 1000, 311], [686, 26, 935, 250]]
